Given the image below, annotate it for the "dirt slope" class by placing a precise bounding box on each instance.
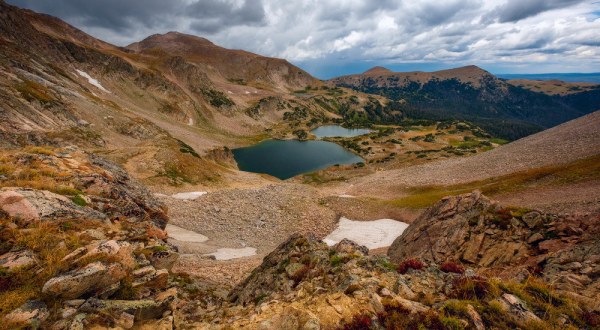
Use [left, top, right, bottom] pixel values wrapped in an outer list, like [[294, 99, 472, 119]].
[[350, 111, 600, 193]]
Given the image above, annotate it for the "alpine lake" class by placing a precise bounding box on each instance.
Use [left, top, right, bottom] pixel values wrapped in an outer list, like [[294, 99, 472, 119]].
[[232, 126, 372, 179]]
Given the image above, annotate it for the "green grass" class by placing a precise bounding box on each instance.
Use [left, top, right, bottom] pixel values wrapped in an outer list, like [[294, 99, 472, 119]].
[[489, 138, 509, 145], [389, 155, 600, 209], [71, 195, 87, 207]]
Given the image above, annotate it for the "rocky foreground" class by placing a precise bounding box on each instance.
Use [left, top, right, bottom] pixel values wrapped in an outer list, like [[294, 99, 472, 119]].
[[0, 147, 598, 329]]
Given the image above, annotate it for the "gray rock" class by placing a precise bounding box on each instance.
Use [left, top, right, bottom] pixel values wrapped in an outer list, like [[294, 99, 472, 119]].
[[42, 261, 126, 299]]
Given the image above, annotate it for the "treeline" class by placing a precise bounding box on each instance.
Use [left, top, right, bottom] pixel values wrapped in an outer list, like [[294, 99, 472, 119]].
[[335, 77, 598, 140]]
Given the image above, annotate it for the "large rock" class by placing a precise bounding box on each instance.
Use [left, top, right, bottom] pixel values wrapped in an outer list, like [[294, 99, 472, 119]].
[[388, 191, 600, 310], [3, 300, 49, 328], [0, 249, 36, 270], [0, 187, 102, 222], [42, 261, 126, 299], [79, 288, 177, 321]]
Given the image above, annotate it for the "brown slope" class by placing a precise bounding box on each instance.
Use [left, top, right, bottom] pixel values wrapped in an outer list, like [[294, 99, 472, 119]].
[[350, 110, 600, 190], [127, 31, 317, 91]]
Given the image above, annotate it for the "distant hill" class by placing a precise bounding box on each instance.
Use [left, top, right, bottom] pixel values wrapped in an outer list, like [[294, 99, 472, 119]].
[[330, 66, 600, 140], [498, 72, 600, 83]]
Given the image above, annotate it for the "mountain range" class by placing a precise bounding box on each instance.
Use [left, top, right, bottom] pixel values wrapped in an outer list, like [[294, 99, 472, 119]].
[[330, 66, 600, 139]]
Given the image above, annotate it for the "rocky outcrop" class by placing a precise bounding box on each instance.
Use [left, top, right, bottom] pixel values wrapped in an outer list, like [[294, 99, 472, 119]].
[[0, 147, 177, 329], [180, 232, 596, 329], [389, 191, 600, 309], [42, 261, 127, 299], [3, 300, 49, 328], [0, 188, 102, 223]]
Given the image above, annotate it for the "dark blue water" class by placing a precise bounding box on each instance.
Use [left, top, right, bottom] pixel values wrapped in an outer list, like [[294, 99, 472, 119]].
[[311, 125, 372, 138], [233, 139, 363, 179]]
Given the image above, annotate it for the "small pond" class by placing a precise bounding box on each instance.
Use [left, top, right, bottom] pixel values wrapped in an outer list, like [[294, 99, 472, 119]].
[[232, 139, 363, 180], [310, 125, 372, 138]]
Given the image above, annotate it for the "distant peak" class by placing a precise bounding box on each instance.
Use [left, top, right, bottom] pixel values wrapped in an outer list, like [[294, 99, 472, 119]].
[[455, 65, 489, 74], [364, 66, 392, 74]]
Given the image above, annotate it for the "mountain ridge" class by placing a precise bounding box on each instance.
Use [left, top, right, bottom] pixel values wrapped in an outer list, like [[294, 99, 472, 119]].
[[329, 63, 600, 140]]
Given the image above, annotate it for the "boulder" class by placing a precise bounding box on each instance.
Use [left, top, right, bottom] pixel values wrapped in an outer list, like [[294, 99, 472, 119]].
[[494, 293, 541, 324], [79, 288, 176, 322], [42, 261, 126, 299], [0, 188, 102, 223], [0, 249, 36, 270], [333, 239, 368, 256], [146, 245, 179, 271], [3, 300, 49, 328]]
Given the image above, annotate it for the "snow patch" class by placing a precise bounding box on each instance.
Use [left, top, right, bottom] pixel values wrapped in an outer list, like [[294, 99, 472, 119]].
[[188, 117, 194, 125], [337, 194, 355, 198], [206, 247, 257, 260], [171, 192, 207, 200], [76, 70, 110, 93], [227, 90, 233, 94], [323, 217, 409, 250], [166, 224, 208, 243], [244, 91, 251, 94]]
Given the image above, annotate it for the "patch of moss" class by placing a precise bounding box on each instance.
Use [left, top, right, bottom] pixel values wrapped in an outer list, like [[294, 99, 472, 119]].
[[71, 195, 87, 207]]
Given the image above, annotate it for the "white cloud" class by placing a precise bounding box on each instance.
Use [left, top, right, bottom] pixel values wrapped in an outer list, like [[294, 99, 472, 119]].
[[9, 0, 600, 75]]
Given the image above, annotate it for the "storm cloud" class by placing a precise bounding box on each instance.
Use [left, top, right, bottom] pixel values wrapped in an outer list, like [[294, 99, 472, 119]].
[[7, 0, 600, 77]]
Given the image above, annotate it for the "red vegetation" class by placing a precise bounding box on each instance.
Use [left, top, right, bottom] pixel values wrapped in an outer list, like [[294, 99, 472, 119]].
[[341, 314, 373, 330], [440, 261, 465, 274], [581, 310, 600, 327], [396, 258, 425, 274]]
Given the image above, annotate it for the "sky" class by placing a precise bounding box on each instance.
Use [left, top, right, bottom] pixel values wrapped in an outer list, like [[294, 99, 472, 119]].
[[8, 0, 600, 79]]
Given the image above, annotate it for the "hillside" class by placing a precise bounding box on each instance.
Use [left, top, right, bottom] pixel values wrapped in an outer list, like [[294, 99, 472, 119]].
[[127, 32, 316, 92], [0, 1, 365, 190], [346, 111, 600, 214], [330, 66, 599, 140], [0, 2, 599, 329]]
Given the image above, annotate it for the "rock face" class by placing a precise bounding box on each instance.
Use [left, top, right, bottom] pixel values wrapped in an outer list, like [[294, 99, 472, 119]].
[[389, 191, 600, 309], [0, 147, 178, 329]]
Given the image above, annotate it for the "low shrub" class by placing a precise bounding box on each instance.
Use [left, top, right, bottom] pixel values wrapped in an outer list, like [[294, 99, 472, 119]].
[[341, 313, 373, 330], [451, 276, 493, 300], [440, 261, 465, 274], [397, 258, 425, 274]]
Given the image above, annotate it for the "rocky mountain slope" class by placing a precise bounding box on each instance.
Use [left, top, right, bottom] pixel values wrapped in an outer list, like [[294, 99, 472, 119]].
[[349, 110, 600, 196], [330, 66, 600, 140], [178, 194, 599, 329], [127, 32, 316, 93], [0, 146, 179, 329], [0, 1, 345, 189]]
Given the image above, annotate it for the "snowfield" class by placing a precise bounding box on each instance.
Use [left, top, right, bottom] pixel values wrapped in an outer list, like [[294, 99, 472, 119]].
[[76, 70, 110, 93], [323, 217, 409, 249], [166, 224, 208, 243], [171, 191, 207, 200]]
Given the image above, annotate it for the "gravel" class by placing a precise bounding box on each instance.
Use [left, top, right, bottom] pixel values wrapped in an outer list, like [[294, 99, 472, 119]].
[[162, 183, 338, 254]]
